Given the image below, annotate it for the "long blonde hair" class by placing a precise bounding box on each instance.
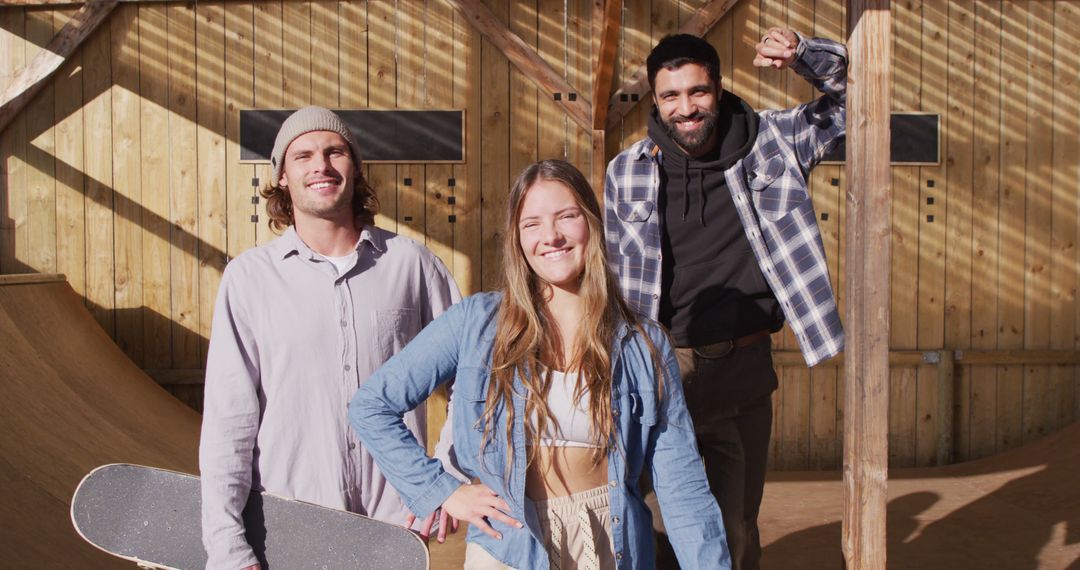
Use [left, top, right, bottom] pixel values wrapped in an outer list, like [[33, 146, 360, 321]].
[[479, 160, 660, 481]]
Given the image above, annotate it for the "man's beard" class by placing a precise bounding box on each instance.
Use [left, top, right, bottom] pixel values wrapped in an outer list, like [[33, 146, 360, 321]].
[[661, 109, 718, 155]]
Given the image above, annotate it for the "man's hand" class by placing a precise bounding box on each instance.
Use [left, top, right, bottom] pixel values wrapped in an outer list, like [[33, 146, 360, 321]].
[[440, 483, 523, 540], [754, 27, 800, 69], [405, 507, 460, 544]]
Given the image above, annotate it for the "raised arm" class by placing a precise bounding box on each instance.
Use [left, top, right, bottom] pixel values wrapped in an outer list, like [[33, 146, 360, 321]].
[[757, 27, 849, 174]]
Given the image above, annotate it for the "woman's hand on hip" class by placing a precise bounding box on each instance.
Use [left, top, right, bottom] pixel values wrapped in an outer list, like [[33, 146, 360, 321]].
[[442, 483, 523, 539]]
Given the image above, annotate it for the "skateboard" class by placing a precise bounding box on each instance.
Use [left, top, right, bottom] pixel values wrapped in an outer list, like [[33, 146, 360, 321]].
[[71, 463, 429, 569]]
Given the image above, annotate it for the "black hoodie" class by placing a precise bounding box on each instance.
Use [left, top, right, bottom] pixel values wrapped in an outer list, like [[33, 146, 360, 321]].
[[649, 91, 783, 347]]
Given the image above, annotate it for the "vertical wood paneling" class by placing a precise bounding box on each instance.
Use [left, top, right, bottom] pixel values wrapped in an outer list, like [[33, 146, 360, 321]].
[[454, 1, 483, 294], [1022, 2, 1054, 444], [195, 3, 228, 358], [139, 3, 172, 369], [425, 0, 456, 274], [82, 14, 115, 336], [1051, 1, 1079, 429], [25, 10, 57, 275], [969, 0, 1003, 459], [536, 0, 565, 163], [566, 0, 590, 172], [310, 0, 338, 108], [225, 1, 256, 264], [0, 9, 28, 275], [889, 0, 921, 468], [945, 0, 975, 460], [613, 0, 649, 156], [916, 0, 948, 466], [254, 0, 284, 247], [397, 0, 427, 246], [111, 5, 144, 364], [168, 2, 200, 371], [479, 0, 511, 291], [367, 0, 397, 231], [996, 0, 1028, 453], [54, 9, 86, 301], [509, 0, 538, 185]]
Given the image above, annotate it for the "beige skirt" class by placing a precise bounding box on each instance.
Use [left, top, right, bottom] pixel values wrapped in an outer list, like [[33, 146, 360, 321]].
[[463, 484, 616, 570]]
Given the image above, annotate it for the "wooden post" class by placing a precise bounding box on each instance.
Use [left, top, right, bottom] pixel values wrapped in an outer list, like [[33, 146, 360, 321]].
[[936, 349, 957, 465], [590, 0, 620, 196], [843, 2, 891, 569]]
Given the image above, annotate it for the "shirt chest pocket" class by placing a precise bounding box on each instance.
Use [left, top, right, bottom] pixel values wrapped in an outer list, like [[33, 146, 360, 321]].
[[371, 308, 420, 361], [747, 152, 808, 222], [628, 388, 659, 427], [614, 200, 654, 256]]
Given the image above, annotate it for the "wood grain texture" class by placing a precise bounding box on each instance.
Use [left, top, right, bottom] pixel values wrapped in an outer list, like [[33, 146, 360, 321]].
[[842, 3, 891, 568]]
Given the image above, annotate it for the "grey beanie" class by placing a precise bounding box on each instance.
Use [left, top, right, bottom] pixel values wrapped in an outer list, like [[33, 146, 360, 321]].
[[270, 106, 364, 184]]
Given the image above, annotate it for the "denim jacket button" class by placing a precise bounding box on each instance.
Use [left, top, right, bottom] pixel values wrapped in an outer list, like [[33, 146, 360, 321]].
[[608, 480, 617, 488], [612, 515, 620, 524]]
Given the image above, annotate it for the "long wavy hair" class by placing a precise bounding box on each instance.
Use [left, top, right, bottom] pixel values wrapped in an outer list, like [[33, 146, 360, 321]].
[[478, 160, 662, 481], [260, 167, 380, 232]]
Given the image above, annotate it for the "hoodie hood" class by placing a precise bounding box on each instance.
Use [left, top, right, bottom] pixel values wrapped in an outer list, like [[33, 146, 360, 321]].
[[647, 90, 758, 225]]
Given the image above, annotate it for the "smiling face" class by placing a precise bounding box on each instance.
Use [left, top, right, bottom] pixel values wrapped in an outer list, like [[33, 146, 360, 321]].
[[652, 62, 720, 156], [517, 178, 591, 296], [278, 130, 357, 224]]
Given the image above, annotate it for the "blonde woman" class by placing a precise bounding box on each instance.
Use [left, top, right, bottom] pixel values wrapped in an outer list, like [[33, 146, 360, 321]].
[[349, 160, 730, 569]]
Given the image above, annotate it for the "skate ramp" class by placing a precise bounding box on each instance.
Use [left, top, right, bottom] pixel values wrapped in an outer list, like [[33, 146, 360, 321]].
[[0, 275, 200, 568]]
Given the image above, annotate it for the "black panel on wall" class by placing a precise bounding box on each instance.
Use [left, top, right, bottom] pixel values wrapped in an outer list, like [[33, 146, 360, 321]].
[[240, 109, 465, 163], [821, 113, 939, 165]]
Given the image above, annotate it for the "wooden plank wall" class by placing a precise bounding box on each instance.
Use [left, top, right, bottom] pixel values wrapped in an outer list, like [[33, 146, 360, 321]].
[[0, 0, 1077, 469]]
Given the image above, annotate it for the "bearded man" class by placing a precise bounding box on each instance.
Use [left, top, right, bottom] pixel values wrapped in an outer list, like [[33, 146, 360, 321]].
[[603, 30, 847, 570]]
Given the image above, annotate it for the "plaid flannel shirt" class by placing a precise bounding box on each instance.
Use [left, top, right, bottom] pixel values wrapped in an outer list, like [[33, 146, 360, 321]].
[[603, 36, 847, 367]]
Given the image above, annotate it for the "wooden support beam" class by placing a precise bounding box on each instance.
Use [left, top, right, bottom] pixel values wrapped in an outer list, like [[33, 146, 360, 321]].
[[936, 349, 957, 465], [843, 2, 891, 569], [605, 0, 739, 129], [446, 0, 593, 132], [0, 0, 118, 134], [591, 0, 621, 130]]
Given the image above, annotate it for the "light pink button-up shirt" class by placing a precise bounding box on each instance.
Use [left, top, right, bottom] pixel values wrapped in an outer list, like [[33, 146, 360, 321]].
[[199, 225, 461, 569]]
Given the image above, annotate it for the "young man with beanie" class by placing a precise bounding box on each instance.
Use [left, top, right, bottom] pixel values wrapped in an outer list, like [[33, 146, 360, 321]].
[[603, 29, 847, 570], [199, 106, 461, 569]]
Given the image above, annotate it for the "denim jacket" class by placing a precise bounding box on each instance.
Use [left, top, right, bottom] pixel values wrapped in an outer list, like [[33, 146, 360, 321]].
[[349, 292, 731, 569]]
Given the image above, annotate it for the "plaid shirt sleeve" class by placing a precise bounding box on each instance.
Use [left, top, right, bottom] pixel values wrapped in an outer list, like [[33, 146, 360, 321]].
[[776, 35, 848, 174]]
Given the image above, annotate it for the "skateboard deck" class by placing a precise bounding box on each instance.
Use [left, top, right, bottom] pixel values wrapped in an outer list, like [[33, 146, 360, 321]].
[[71, 463, 429, 569]]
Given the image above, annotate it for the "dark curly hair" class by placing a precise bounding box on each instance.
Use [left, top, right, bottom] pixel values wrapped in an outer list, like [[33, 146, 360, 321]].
[[260, 171, 380, 233], [646, 33, 721, 90]]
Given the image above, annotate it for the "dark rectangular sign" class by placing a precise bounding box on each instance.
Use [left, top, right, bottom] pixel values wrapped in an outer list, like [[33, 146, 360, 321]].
[[240, 109, 465, 163], [821, 113, 939, 165]]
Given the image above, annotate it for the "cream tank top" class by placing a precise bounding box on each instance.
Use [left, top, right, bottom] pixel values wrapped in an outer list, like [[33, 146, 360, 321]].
[[530, 369, 600, 448]]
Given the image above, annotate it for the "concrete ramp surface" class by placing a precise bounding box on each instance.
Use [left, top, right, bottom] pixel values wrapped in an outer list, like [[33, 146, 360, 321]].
[[0, 275, 200, 568]]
